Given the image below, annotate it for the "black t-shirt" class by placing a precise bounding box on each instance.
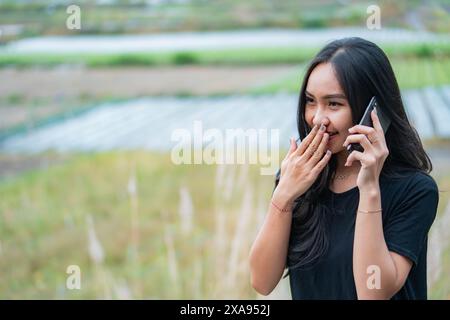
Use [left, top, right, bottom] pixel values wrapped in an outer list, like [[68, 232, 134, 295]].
[[286, 169, 439, 300]]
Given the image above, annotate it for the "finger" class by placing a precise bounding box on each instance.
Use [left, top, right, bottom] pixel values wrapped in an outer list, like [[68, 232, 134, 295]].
[[348, 125, 376, 136], [343, 134, 374, 152], [285, 137, 298, 158], [371, 108, 384, 134], [345, 150, 375, 167], [302, 124, 326, 159], [296, 124, 319, 155], [310, 149, 332, 176], [307, 132, 329, 165]]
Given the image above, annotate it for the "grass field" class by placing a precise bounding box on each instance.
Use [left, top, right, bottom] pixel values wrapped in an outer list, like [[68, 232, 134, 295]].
[[0, 151, 272, 299], [252, 57, 450, 93], [0, 150, 449, 299], [2, 42, 450, 69]]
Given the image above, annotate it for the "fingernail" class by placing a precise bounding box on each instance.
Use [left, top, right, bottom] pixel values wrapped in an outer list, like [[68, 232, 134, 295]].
[[320, 124, 326, 131], [326, 150, 331, 156], [374, 107, 377, 114]]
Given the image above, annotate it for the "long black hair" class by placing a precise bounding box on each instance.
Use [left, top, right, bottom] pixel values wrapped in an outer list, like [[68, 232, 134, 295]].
[[275, 37, 433, 273]]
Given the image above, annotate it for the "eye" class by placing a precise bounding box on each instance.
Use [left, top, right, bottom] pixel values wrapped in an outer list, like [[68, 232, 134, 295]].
[[305, 96, 314, 104], [328, 101, 342, 108]]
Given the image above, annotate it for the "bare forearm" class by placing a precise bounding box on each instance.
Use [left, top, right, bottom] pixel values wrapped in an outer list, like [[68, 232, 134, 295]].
[[353, 185, 398, 299], [249, 190, 293, 295]]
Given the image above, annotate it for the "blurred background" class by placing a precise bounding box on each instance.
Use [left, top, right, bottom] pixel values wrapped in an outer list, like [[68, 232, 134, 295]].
[[0, 0, 450, 299]]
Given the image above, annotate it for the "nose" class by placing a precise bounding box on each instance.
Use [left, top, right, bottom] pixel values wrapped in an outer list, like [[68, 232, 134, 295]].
[[312, 114, 330, 128]]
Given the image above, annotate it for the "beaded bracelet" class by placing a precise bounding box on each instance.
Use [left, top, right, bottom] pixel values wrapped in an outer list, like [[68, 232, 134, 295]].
[[357, 208, 382, 214], [271, 199, 292, 213]]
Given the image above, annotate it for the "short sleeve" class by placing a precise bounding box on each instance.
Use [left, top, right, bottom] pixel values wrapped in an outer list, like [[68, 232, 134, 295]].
[[383, 173, 439, 266]]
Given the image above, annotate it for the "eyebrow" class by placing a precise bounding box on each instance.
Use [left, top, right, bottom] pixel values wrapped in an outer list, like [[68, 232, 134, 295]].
[[305, 90, 347, 100]]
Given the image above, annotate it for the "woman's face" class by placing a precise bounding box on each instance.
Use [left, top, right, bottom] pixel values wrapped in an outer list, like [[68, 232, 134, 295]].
[[304, 62, 354, 154]]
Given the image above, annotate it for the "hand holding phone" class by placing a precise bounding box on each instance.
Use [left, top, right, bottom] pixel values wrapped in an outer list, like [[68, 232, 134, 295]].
[[347, 96, 391, 153]]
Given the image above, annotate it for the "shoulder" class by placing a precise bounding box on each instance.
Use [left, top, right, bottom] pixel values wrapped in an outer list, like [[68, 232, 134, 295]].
[[381, 168, 438, 194], [411, 171, 438, 192], [380, 168, 439, 215]]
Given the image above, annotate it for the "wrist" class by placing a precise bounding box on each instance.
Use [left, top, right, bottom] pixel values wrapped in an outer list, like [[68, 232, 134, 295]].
[[358, 182, 380, 197], [272, 188, 295, 211]]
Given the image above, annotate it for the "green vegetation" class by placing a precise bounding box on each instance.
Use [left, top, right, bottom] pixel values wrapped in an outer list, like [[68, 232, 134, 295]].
[[0, 151, 271, 299], [252, 57, 450, 93], [0, 47, 315, 68], [0, 0, 449, 40], [0, 150, 449, 298], [2, 42, 450, 69], [0, 0, 448, 40]]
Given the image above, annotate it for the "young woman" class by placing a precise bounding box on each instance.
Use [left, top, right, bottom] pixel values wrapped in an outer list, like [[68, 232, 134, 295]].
[[249, 37, 439, 300]]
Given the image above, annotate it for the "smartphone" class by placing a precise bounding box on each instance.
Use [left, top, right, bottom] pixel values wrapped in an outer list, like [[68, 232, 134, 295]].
[[347, 96, 391, 153]]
